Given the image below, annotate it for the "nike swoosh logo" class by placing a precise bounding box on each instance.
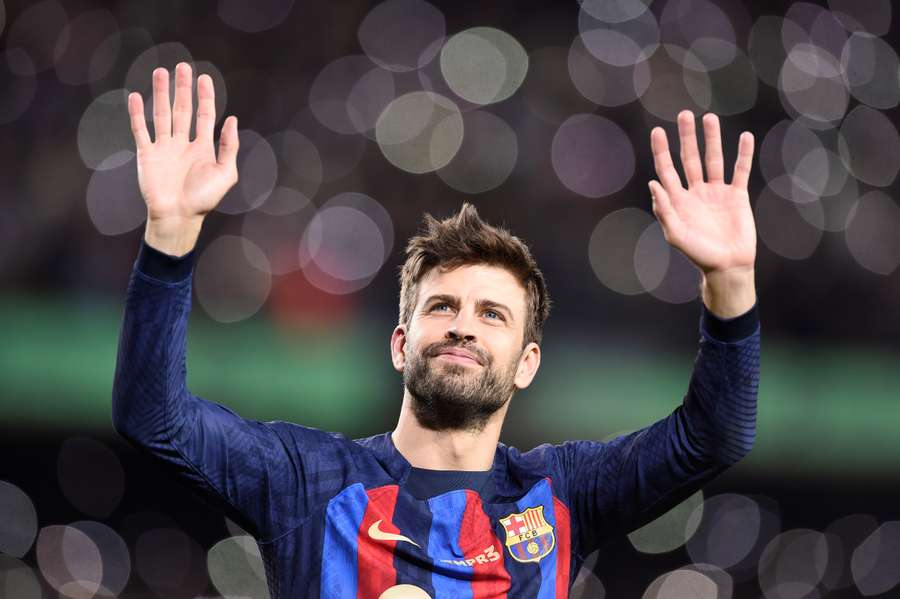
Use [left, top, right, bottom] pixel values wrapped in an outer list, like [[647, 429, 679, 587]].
[[368, 519, 421, 548]]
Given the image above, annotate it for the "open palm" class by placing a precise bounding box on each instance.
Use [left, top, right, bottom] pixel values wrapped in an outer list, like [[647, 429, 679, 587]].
[[648, 111, 756, 276], [127, 62, 239, 225]]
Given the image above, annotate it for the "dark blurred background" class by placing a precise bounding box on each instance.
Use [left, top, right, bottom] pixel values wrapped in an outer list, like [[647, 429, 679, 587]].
[[1, 0, 899, 597]]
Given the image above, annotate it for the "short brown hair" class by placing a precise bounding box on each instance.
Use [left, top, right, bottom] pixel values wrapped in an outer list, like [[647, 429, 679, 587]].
[[398, 202, 551, 347]]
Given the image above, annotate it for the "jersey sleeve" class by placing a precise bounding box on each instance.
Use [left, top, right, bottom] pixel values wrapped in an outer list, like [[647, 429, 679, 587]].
[[554, 302, 760, 556], [111, 239, 348, 541]]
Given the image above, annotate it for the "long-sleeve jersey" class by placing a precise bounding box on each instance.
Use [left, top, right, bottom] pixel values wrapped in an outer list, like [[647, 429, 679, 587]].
[[112, 239, 760, 599]]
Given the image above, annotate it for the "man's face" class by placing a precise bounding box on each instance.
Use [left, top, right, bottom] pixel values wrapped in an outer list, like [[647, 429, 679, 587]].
[[391, 263, 540, 432]]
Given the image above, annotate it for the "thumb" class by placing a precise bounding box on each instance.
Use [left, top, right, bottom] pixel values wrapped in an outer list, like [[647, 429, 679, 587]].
[[217, 116, 239, 172]]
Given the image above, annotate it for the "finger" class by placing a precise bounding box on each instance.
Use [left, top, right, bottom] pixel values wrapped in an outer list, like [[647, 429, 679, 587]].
[[127, 92, 152, 150], [152, 67, 171, 141], [650, 126, 687, 195], [195, 74, 216, 144], [172, 62, 193, 139], [217, 115, 239, 172], [677, 110, 704, 187], [731, 131, 755, 190], [702, 113, 725, 183], [649, 180, 682, 244]]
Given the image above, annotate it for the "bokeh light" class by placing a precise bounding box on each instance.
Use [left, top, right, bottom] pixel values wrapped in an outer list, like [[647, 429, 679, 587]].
[[552, 114, 635, 198], [57, 437, 125, 518], [375, 91, 463, 174], [195, 235, 273, 323], [436, 109, 518, 194], [207, 535, 270, 599], [357, 0, 445, 72], [0, 481, 38, 558], [628, 490, 703, 554], [440, 27, 528, 105]]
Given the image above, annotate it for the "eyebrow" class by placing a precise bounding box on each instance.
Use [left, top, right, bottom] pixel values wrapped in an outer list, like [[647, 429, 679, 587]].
[[422, 294, 515, 323]]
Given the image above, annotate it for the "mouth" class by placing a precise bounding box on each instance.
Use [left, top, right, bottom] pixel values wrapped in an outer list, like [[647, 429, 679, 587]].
[[433, 346, 483, 366], [435, 353, 481, 366]]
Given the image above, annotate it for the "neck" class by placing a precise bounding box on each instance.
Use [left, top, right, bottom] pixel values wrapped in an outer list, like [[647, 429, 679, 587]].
[[391, 389, 509, 471]]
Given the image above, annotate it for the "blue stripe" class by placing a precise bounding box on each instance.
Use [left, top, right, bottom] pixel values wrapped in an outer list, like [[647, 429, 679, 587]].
[[427, 490, 474, 599], [392, 489, 436, 595], [321, 483, 369, 598], [517, 479, 557, 599]]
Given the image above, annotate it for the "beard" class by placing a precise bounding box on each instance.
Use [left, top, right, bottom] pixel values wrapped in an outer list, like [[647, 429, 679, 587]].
[[403, 340, 519, 433]]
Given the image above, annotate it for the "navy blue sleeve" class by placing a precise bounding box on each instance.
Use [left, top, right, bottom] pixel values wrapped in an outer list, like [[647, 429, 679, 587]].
[[112, 238, 349, 541], [554, 301, 760, 556]]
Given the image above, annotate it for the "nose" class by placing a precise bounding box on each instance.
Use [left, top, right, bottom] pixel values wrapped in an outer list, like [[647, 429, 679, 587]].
[[445, 311, 476, 342]]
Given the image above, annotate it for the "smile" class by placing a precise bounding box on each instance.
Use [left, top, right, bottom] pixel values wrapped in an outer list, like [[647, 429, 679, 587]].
[[435, 353, 481, 366]]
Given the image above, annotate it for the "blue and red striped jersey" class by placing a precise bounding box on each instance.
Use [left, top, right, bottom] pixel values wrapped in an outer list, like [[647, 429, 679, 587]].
[[112, 240, 760, 598]]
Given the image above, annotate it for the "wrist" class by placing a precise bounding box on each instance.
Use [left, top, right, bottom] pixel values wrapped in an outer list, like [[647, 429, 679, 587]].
[[701, 267, 756, 319], [144, 216, 204, 257]]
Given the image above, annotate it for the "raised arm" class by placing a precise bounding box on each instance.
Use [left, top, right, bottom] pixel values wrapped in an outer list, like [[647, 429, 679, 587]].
[[112, 63, 341, 541], [556, 111, 760, 555]]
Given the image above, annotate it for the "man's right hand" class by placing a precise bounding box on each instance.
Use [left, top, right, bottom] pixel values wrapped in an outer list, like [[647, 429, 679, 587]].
[[127, 62, 240, 256]]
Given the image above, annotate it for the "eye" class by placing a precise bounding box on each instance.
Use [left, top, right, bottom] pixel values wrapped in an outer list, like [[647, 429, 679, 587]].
[[431, 303, 451, 312], [484, 310, 503, 321]]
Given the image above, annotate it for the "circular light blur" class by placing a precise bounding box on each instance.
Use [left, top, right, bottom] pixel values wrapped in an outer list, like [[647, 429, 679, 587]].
[[57, 437, 125, 518], [568, 37, 650, 107], [208, 535, 270, 599], [839, 105, 900, 186], [217, 0, 293, 33], [828, 0, 891, 36], [123, 41, 194, 105], [217, 129, 278, 215], [578, 6, 660, 68], [437, 110, 517, 194], [291, 107, 367, 182], [522, 46, 597, 123], [756, 180, 824, 260], [686, 493, 764, 571], [552, 114, 634, 198], [267, 129, 323, 201], [0, 481, 38, 558], [0, 556, 42, 599], [853, 522, 900, 596], [357, 0, 445, 72], [579, 0, 652, 24], [643, 568, 719, 599], [135, 527, 207, 597], [588, 208, 656, 295], [299, 192, 393, 295], [687, 42, 757, 116], [87, 27, 154, 99], [0, 49, 37, 125], [54, 9, 118, 86], [844, 190, 900, 275], [195, 235, 272, 323], [757, 529, 829, 599], [77, 89, 135, 170], [241, 186, 316, 275], [570, 550, 605, 599], [779, 44, 849, 129], [310, 55, 395, 136], [70, 521, 131, 597], [823, 514, 879, 591], [440, 27, 528, 105], [841, 33, 900, 110], [86, 151, 147, 236], [36, 525, 103, 599], [660, 0, 736, 60], [6, 0, 67, 73], [628, 490, 703, 554], [636, 223, 701, 304], [302, 207, 385, 281], [375, 91, 463, 174], [635, 44, 711, 121]]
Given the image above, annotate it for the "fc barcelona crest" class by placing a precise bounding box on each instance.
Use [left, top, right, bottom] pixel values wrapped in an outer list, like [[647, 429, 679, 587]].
[[499, 506, 555, 563]]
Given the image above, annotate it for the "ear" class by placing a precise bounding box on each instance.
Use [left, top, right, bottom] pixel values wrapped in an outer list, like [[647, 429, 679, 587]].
[[390, 325, 407, 373], [514, 342, 541, 389]]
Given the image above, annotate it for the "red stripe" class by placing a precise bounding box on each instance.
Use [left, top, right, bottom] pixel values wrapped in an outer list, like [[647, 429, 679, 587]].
[[357, 485, 400, 598], [553, 496, 572, 598], [459, 490, 510, 598]]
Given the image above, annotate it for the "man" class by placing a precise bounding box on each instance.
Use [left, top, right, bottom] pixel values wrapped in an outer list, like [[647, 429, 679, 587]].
[[113, 62, 759, 598]]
